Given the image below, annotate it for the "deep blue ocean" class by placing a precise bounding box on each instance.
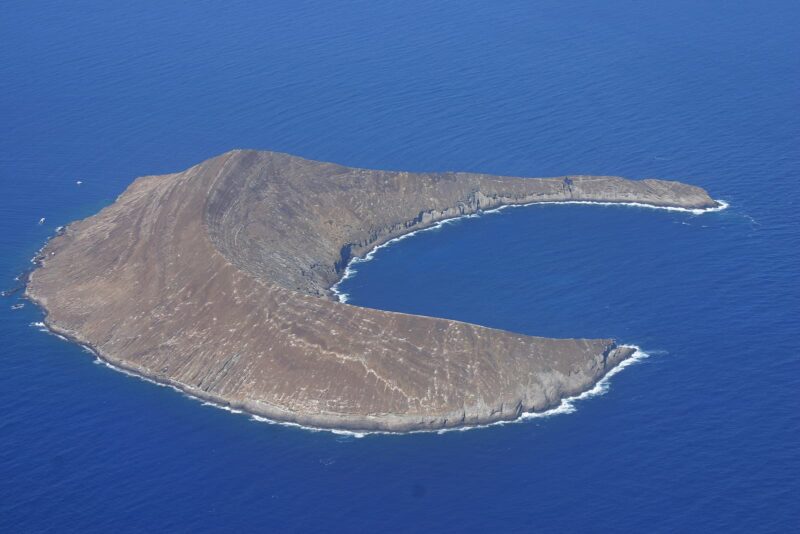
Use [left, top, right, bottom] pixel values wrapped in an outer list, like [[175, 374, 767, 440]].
[[2, 1, 798, 531]]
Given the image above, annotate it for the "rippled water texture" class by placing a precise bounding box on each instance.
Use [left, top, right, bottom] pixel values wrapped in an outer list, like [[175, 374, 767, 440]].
[[1, 1, 798, 531]]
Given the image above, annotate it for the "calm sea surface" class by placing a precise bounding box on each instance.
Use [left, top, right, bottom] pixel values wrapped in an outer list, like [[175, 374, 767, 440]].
[[1, 1, 798, 531]]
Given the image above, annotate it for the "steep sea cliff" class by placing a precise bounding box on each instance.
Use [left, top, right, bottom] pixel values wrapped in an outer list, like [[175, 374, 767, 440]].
[[26, 150, 717, 432]]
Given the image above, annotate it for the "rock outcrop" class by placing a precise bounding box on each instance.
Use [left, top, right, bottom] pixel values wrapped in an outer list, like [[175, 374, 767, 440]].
[[26, 150, 717, 432]]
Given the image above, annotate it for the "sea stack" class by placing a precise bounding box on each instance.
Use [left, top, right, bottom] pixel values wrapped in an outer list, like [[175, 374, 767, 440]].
[[26, 150, 717, 432]]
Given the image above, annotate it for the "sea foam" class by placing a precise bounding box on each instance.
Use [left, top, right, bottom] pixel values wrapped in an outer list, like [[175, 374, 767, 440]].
[[31, 316, 649, 438], [331, 199, 728, 302], [31, 198, 718, 438]]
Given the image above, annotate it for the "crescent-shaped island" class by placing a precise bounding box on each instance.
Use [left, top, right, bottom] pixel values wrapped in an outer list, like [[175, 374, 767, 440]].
[[26, 150, 719, 432]]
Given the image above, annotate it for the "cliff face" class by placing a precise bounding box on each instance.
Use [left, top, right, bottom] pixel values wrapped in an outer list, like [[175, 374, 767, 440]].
[[26, 150, 716, 431]]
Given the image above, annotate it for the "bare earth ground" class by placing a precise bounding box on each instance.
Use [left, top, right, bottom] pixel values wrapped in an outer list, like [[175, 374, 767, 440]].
[[27, 150, 717, 431]]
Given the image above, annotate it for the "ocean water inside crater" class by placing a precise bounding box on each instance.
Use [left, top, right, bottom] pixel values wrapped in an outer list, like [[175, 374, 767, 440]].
[[1, 1, 798, 531]]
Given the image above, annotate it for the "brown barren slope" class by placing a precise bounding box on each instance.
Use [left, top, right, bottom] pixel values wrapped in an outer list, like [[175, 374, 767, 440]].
[[26, 150, 717, 431]]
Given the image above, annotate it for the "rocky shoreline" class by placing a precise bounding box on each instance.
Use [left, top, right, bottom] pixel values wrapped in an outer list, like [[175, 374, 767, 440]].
[[30, 306, 638, 433], [26, 150, 719, 432]]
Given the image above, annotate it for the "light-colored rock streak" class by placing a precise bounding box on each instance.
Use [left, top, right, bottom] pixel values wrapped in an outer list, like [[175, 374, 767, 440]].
[[26, 150, 718, 432]]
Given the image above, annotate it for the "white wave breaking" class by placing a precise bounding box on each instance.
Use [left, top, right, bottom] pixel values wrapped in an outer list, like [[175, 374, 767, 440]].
[[518, 345, 649, 421], [330, 199, 728, 302], [30, 319, 373, 438], [330, 213, 480, 303], [30, 319, 649, 439], [31, 198, 713, 438], [247, 345, 650, 438], [487, 198, 729, 216], [248, 414, 369, 439]]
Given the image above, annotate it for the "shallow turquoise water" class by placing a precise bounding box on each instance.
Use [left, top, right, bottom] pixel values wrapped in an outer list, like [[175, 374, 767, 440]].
[[1, 1, 798, 531]]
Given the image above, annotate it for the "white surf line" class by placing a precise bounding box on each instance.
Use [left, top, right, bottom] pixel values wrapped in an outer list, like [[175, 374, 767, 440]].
[[30, 198, 723, 439], [31, 319, 648, 439], [31, 320, 370, 438], [330, 214, 479, 303], [330, 199, 728, 302], [486, 198, 729, 216], [431, 345, 652, 434], [250, 345, 651, 438]]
